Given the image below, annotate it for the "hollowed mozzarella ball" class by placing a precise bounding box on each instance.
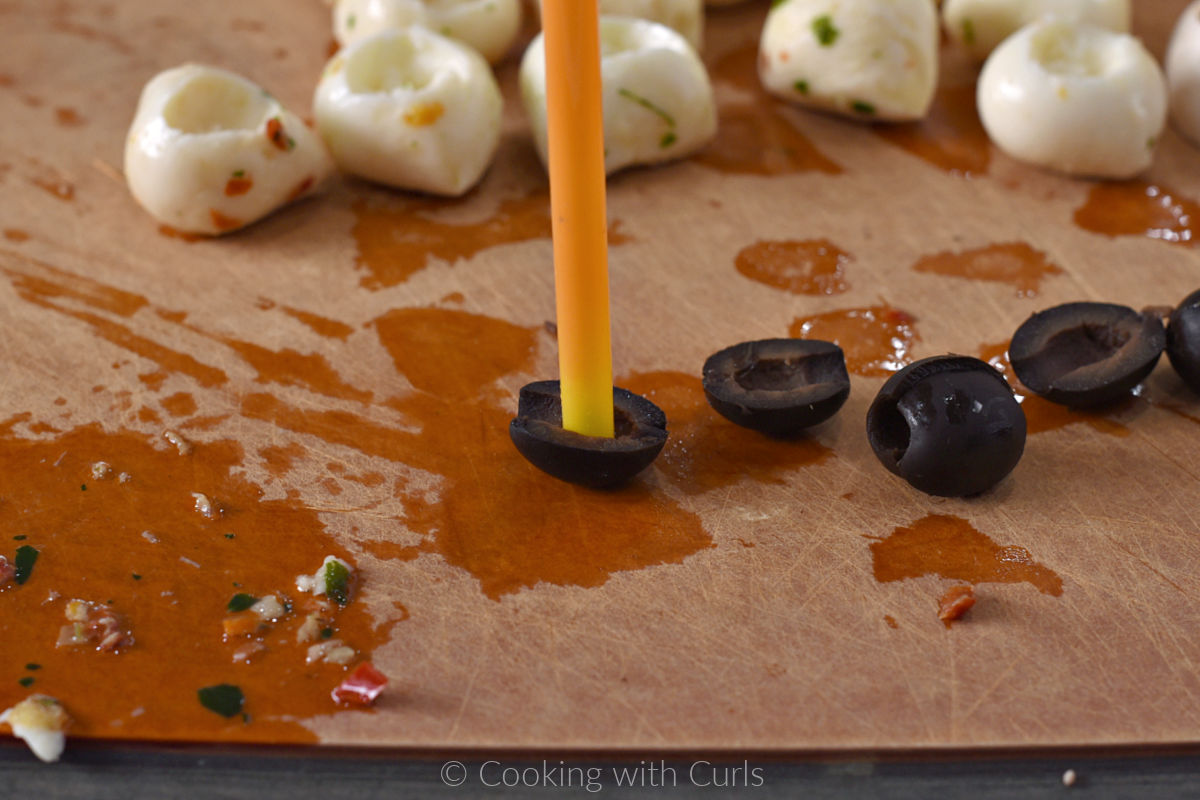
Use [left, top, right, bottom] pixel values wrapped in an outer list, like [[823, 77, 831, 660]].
[[1166, 0, 1200, 146], [332, 0, 523, 64], [314, 28, 502, 196], [942, 0, 1130, 61], [124, 65, 334, 236], [978, 20, 1166, 178], [759, 0, 938, 122], [536, 0, 704, 52], [520, 16, 716, 175]]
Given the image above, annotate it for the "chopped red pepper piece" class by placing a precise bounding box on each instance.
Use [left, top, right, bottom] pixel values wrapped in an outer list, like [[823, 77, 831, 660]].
[[266, 117, 289, 151], [332, 662, 388, 706]]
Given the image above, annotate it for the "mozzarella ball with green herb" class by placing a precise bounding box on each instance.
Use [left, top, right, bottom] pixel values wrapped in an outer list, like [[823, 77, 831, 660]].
[[520, 16, 716, 175], [977, 20, 1166, 178], [537, 0, 704, 52], [942, 0, 1130, 61], [333, 0, 523, 64], [314, 28, 503, 196], [1166, 0, 1200, 146], [124, 65, 333, 236], [759, 0, 938, 122]]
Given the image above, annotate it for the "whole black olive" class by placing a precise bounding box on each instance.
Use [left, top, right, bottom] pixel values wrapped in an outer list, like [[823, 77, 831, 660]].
[[702, 339, 850, 436], [1009, 302, 1165, 407], [867, 355, 1026, 497], [1167, 289, 1200, 394], [509, 381, 668, 488]]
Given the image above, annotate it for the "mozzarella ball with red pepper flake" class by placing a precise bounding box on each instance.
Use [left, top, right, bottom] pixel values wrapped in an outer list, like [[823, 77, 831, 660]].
[[759, 0, 938, 122], [332, 0, 523, 64], [942, 0, 1130, 61], [124, 65, 333, 236], [315, 28, 501, 196], [978, 20, 1166, 178], [520, 16, 716, 175], [1166, 0, 1200, 147]]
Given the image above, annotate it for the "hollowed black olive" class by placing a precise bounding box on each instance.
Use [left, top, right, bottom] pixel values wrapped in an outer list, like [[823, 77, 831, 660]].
[[1167, 289, 1200, 394], [509, 380, 668, 488], [701, 339, 850, 436], [1009, 301, 1165, 407], [866, 355, 1026, 498]]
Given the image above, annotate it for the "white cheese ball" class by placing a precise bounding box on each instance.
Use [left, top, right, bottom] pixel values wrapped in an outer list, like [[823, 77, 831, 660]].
[[537, 0, 704, 52], [332, 0, 523, 64], [978, 20, 1166, 178], [759, 0, 938, 122], [1166, 0, 1200, 146], [520, 16, 717, 175], [124, 65, 333, 236], [314, 28, 502, 196], [942, 0, 1130, 61]]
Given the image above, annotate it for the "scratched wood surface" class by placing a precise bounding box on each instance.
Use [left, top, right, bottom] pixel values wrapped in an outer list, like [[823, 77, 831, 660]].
[[3, 0, 1200, 751]]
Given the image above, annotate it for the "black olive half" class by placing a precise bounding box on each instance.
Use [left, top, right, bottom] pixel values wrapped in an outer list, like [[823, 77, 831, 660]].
[[702, 339, 850, 436], [509, 380, 668, 488], [1009, 301, 1165, 407], [867, 355, 1026, 498], [1167, 288, 1200, 394]]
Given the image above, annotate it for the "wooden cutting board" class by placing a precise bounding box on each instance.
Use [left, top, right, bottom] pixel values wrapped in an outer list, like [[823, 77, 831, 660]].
[[3, 0, 1200, 752]]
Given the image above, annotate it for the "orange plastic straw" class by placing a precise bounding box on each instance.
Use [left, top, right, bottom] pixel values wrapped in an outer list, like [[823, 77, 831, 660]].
[[543, 0, 614, 438]]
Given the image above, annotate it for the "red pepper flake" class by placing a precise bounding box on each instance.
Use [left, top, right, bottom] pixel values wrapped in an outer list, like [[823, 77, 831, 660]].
[[224, 177, 253, 196], [938, 585, 976, 627], [331, 662, 388, 707], [0, 555, 14, 588], [158, 224, 202, 243], [287, 175, 314, 202], [209, 209, 242, 232], [266, 117, 288, 151]]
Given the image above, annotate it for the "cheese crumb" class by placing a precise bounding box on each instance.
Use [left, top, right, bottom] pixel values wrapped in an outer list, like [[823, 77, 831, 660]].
[[163, 430, 192, 456], [191, 492, 221, 520], [1062, 769, 1077, 787], [90, 461, 113, 480], [0, 695, 70, 763]]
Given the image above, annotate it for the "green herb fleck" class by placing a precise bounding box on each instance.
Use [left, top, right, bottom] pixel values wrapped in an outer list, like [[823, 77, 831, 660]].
[[232, 170, 244, 178], [617, 88, 676, 128], [233, 582, 241, 588], [323, 560, 351, 606], [18, 677, 34, 688], [346, 13, 356, 29], [1147, 136, 1157, 150], [286, 137, 296, 151], [25, 664, 40, 671], [962, 18, 976, 46], [812, 15, 839, 47], [81, 484, 87, 491], [227, 593, 258, 612], [320, 627, 334, 639], [794, 79, 809, 95], [197, 684, 244, 718], [13, 535, 27, 541], [225, 533, 236, 540], [14, 545, 38, 585], [771, 0, 789, 7], [660, 131, 677, 149], [241, 712, 250, 723], [132, 573, 142, 580], [851, 100, 876, 115]]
